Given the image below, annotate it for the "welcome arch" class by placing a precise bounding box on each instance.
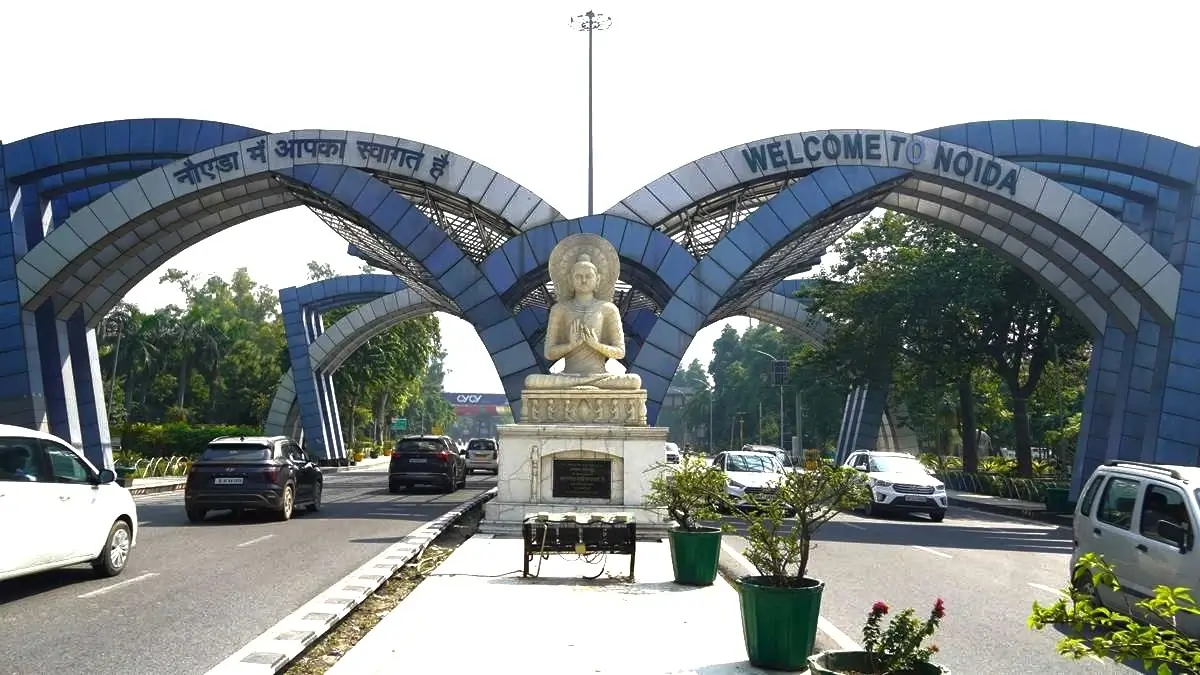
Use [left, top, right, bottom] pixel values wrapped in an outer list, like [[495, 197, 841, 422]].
[[4, 123, 561, 468], [606, 124, 1196, 492], [3, 119, 1197, 492]]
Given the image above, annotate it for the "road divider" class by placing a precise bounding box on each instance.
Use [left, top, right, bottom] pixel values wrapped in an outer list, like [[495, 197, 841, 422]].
[[236, 534, 275, 548], [77, 572, 159, 599], [205, 487, 497, 675], [912, 545, 953, 559]]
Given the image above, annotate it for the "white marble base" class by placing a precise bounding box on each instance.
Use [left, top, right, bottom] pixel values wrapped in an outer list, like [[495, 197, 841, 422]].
[[481, 423, 671, 539]]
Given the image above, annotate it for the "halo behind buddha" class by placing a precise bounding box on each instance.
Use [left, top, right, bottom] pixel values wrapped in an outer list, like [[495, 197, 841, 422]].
[[547, 233, 619, 303]]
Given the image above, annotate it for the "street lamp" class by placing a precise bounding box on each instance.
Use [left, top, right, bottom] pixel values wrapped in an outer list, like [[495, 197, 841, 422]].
[[568, 10, 612, 216], [685, 374, 714, 455], [753, 349, 787, 452]]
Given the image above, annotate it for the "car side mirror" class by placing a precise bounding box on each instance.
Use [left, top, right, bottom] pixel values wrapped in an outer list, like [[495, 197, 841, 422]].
[[1157, 520, 1191, 553], [97, 469, 116, 484], [855, 465, 868, 472]]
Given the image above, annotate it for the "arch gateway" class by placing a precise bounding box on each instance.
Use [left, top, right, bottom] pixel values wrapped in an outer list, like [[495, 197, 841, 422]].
[[2, 119, 1197, 496]]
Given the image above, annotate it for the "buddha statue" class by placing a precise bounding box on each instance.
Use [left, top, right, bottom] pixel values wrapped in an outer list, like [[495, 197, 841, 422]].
[[523, 233, 642, 391]]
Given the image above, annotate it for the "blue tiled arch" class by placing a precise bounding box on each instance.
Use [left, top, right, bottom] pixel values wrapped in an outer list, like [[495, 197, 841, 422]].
[[279, 274, 407, 462]]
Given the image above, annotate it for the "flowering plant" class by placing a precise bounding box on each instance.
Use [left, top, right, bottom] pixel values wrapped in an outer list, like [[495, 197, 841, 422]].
[[861, 598, 946, 674]]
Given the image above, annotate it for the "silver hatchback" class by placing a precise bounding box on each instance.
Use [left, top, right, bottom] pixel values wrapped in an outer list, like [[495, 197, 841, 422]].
[[1072, 460, 1200, 635], [465, 438, 499, 475]]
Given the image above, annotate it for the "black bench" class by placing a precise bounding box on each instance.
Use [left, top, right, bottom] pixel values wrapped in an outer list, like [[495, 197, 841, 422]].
[[522, 515, 637, 579]]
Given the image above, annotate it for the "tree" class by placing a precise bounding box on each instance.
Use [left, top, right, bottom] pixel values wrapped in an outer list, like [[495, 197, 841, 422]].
[[805, 212, 1091, 476]]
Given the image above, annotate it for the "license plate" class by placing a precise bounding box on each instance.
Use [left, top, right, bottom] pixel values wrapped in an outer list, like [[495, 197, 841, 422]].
[[905, 495, 925, 503], [408, 458, 427, 464], [214, 477, 244, 485], [473, 453, 491, 460]]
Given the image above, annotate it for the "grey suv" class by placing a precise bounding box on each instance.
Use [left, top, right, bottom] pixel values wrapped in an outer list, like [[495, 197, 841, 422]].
[[184, 436, 323, 522]]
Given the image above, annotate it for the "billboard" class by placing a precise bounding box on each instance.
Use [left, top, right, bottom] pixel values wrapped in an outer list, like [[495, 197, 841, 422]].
[[442, 392, 509, 416]]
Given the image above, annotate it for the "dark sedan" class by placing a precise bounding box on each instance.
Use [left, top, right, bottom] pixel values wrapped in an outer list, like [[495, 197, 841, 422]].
[[389, 435, 467, 493], [184, 435, 323, 523]]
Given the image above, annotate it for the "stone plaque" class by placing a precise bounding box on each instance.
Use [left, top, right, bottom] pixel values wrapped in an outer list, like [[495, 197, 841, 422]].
[[552, 459, 612, 499]]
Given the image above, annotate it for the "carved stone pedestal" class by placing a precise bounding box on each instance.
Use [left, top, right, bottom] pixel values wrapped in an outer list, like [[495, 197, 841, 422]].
[[480, 423, 670, 539], [520, 389, 648, 426]]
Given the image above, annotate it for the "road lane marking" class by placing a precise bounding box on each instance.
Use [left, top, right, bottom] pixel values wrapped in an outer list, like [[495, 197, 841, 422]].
[[720, 541, 863, 651], [236, 534, 275, 548], [77, 572, 158, 598], [1027, 582, 1068, 598], [843, 522, 867, 530], [912, 545, 952, 559]]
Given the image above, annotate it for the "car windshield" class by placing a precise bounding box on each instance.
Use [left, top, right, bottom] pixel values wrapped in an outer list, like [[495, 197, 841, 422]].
[[869, 455, 925, 474], [468, 440, 495, 451], [397, 440, 444, 453], [727, 454, 780, 473], [200, 445, 271, 461]]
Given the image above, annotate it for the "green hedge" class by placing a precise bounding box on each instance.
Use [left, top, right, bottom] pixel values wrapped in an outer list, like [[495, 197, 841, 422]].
[[120, 422, 262, 458]]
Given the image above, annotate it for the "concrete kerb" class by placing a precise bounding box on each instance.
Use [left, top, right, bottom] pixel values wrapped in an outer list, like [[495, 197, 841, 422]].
[[204, 486, 498, 675], [947, 495, 1072, 530]]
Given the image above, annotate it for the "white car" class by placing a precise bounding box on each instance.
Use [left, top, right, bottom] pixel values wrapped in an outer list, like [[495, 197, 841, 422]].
[[0, 425, 138, 582], [843, 451, 947, 522], [664, 442, 681, 464], [713, 450, 785, 509]]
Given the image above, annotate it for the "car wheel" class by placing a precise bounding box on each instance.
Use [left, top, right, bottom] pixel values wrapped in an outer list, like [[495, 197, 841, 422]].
[[444, 475, 456, 493], [186, 507, 207, 523], [275, 484, 295, 521], [864, 498, 879, 517], [307, 482, 323, 513], [929, 510, 946, 523], [458, 470, 468, 488], [1071, 568, 1103, 606], [389, 484, 403, 494], [92, 519, 132, 578]]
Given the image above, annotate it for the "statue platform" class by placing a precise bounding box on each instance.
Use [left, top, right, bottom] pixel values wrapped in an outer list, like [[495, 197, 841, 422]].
[[519, 388, 648, 426], [479, 422, 671, 540]]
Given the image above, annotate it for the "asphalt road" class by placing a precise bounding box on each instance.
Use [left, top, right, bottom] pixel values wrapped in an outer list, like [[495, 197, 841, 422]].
[[0, 466, 495, 675], [721, 506, 1139, 674]]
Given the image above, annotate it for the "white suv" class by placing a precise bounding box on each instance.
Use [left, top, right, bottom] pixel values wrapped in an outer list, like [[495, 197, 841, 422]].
[[0, 425, 138, 582], [1072, 460, 1200, 636], [844, 451, 948, 522]]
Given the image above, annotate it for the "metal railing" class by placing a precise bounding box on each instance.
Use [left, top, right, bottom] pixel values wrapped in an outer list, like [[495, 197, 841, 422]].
[[936, 470, 1069, 503], [118, 456, 192, 480]]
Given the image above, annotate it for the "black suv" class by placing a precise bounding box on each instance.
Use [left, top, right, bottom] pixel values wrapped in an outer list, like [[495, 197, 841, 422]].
[[389, 435, 467, 493], [184, 436, 323, 523]]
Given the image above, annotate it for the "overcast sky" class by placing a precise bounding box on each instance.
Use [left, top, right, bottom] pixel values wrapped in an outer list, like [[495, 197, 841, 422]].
[[6, 0, 1197, 393]]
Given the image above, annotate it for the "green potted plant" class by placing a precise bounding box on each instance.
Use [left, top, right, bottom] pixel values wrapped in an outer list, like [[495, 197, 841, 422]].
[[643, 455, 730, 586], [735, 464, 869, 671], [809, 599, 950, 674], [1029, 552, 1200, 672]]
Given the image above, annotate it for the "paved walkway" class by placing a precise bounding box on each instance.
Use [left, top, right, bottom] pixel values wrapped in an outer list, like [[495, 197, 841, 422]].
[[327, 536, 782, 675]]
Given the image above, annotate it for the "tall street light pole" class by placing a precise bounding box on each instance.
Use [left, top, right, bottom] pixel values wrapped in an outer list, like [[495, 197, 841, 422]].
[[686, 374, 715, 455], [569, 10, 612, 216], [753, 349, 787, 452]]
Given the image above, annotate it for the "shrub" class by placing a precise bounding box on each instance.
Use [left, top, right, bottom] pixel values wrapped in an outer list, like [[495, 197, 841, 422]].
[[1029, 552, 1200, 673], [120, 422, 262, 458]]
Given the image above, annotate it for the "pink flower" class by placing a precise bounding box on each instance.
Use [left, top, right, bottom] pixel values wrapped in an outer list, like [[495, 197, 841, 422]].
[[872, 601, 889, 615], [933, 598, 946, 619]]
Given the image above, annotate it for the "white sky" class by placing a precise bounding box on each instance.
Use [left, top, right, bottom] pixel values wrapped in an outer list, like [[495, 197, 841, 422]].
[[6, 0, 1197, 393]]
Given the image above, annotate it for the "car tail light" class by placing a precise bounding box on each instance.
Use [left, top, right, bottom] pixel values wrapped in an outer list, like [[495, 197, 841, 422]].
[[263, 468, 280, 482], [437, 450, 450, 461]]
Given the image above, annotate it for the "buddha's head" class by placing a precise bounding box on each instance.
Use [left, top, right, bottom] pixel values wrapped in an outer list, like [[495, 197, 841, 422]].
[[571, 255, 599, 296]]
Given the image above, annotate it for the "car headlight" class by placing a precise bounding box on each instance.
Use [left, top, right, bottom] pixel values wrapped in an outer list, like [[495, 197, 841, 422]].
[[728, 479, 744, 489], [934, 483, 946, 492], [870, 478, 893, 488]]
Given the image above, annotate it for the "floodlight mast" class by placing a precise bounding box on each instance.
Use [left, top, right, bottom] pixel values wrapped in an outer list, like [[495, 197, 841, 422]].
[[568, 10, 612, 216]]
